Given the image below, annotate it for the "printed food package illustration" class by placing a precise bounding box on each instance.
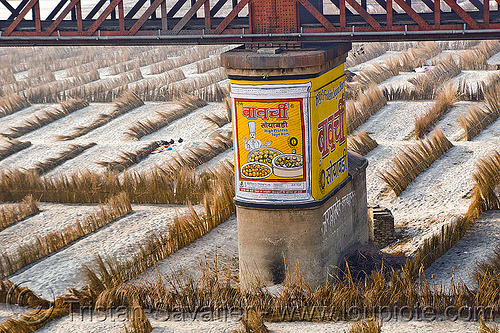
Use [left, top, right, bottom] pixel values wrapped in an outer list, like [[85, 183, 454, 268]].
[[231, 64, 348, 203]]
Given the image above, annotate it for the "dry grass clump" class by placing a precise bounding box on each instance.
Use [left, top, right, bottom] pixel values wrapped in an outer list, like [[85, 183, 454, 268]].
[[459, 76, 500, 140], [479, 317, 499, 333], [0, 95, 30, 117], [348, 320, 382, 333], [129, 68, 186, 101], [193, 82, 229, 102], [458, 106, 499, 141], [65, 63, 98, 77], [345, 43, 386, 68], [0, 195, 39, 232], [348, 132, 378, 156], [0, 192, 132, 279], [97, 142, 159, 173], [408, 55, 461, 99], [202, 99, 232, 127], [108, 59, 141, 76], [351, 58, 400, 92], [32, 143, 96, 175], [196, 56, 221, 74], [233, 309, 269, 333], [346, 85, 387, 134], [63, 70, 141, 103], [414, 82, 458, 138], [125, 95, 207, 139], [457, 80, 485, 101], [0, 279, 50, 308], [0, 133, 230, 205], [397, 41, 440, 72], [149, 58, 178, 75], [167, 132, 232, 171], [351, 42, 439, 100], [458, 40, 500, 70], [59, 98, 90, 114], [164, 68, 227, 101], [82, 162, 235, 295], [0, 308, 68, 333], [0, 139, 31, 161], [59, 91, 143, 140], [378, 129, 453, 196], [469, 151, 500, 212], [124, 299, 153, 333], [26, 70, 100, 103], [5, 98, 89, 139]]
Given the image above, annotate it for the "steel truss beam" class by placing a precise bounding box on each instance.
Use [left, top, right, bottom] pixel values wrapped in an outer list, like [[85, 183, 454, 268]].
[[0, 0, 499, 45]]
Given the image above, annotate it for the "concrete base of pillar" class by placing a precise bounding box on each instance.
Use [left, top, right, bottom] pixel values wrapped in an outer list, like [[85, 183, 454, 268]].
[[237, 152, 369, 288]]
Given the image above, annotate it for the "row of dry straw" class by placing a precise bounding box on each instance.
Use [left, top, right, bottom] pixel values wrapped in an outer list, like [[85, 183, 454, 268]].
[[3, 98, 89, 139], [59, 91, 143, 141], [378, 129, 453, 195], [0, 195, 39, 232], [0, 192, 132, 279], [347, 131, 378, 156], [125, 94, 207, 140], [458, 74, 500, 140], [0, 138, 31, 162]]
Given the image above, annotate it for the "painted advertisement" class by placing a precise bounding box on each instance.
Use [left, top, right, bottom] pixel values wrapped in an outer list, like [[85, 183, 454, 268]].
[[230, 63, 347, 203], [310, 73, 348, 200], [235, 98, 306, 182]]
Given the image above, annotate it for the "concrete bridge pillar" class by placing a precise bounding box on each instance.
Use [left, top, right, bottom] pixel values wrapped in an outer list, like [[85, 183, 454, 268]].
[[221, 43, 370, 288]]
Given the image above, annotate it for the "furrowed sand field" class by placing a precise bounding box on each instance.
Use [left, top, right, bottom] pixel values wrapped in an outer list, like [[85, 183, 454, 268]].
[[0, 41, 500, 333]]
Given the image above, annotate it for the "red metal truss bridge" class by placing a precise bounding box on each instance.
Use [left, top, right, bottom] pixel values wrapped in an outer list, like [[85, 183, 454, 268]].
[[0, 0, 499, 46]]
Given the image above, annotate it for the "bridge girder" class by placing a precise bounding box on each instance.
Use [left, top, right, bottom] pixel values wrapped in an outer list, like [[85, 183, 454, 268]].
[[0, 0, 499, 46]]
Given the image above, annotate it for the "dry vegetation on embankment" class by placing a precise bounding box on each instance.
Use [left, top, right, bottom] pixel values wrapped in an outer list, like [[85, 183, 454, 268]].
[[347, 131, 378, 156], [378, 129, 453, 196], [0, 42, 498, 332], [32, 143, 96, 175], [0, 139, 31, 162], [3, 98, 89, 139], [458, 74, 500, 140], [58, 91, 143, 141], [0, 95, 30, 117], [0, 132, 233, 204], [0, 195, 39, 232], [125, 95, 207, 139], [0, 192, 132, 279]]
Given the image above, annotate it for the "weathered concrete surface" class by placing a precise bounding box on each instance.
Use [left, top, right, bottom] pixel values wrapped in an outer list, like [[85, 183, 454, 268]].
[[221, 43, 351, 77], [237, 153, 369, 288]]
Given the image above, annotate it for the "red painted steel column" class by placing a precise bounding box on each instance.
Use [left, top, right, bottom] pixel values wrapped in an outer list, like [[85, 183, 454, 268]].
[[340, 0, 346, 27], [33, 0, 41, 32], [484, 0, 489, 25], [387, 0, 393, 27], [118, 0, 125, 31], [204, 0, 211, 30], [76, 0, 83, 32], [435, 0, 440, 26]]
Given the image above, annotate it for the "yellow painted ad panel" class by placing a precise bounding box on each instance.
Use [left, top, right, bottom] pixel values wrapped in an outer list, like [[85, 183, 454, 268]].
[[235, 99, 306, 183], [230, 63, 347, 203], [310, 73, 348, 200]]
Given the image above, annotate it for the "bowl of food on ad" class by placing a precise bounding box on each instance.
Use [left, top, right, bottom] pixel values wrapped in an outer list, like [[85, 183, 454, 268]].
[[247, 148, 282, 166], [241, 162, 272, 179], [272, 154, 304, 178]]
